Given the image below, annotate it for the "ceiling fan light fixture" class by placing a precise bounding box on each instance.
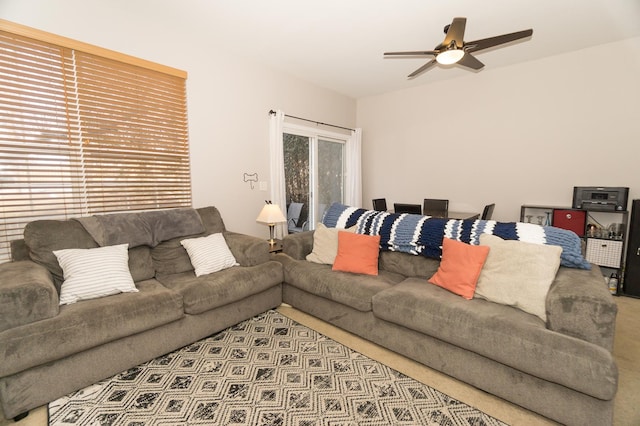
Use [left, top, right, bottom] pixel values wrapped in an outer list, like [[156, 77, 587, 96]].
[[436, 49, 465, 65]]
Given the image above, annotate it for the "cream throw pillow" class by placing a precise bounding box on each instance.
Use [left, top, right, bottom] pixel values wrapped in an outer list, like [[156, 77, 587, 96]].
[[306, 223, 356, 265], [181, 233, 238, 277], [474, 234, 562, 321], [54, 243, 137, 305]]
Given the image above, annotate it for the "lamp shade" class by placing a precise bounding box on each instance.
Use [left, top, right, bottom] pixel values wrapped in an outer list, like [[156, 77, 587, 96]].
[[256, 204, 286, 224]]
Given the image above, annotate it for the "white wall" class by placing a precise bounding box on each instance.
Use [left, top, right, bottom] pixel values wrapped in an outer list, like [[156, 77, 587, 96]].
[[0, 0, 356, 238], [357, 37, 640, 222], [3, 1, 638, 231]]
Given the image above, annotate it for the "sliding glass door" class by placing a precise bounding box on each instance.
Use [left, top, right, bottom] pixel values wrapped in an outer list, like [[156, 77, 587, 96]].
[[283, 130, 345, 233]]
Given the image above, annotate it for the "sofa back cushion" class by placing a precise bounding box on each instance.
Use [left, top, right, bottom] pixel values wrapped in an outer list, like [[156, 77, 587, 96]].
[[128, 245, 155, 282], [23, 207, 225, 291], [378, 251, 440, 279], [151, 207, 227, 276], [196, 206, 227, 234], [24, 219, 99, 290], [152, 234, 203, 276]]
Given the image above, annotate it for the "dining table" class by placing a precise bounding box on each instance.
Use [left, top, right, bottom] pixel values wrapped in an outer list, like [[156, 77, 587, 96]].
[[444, 211, 480, 220]]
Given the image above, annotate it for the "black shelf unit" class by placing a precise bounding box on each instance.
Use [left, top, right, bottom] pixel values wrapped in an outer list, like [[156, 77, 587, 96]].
[[520, 204, 628, 294]]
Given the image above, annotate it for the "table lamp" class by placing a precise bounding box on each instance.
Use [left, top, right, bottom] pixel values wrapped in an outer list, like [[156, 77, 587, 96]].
[[256, 201, 286, 245]]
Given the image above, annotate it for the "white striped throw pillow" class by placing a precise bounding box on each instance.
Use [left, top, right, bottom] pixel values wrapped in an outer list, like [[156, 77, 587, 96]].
[[180, 233, 238, 277], [54, 243, 138, 305]]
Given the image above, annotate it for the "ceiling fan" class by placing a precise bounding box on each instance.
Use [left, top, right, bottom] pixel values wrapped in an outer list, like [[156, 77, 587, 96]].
[[384, 17, 533, 78]]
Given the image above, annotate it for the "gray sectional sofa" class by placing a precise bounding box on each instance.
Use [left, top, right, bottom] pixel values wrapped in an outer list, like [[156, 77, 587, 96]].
[[0, 206, 619, 426], [276, 230, 619, 426], [0, 206, 283, 419]]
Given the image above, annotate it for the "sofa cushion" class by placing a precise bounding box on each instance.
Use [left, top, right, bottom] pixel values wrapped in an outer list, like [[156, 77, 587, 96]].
[[372, 278, 618, 400], [428, 238, 489, 300], [73, 208, 205, 248], [306, 223, 355, 265], [332, 232, 381, 275], [474, 234, 562, 321], [128, 245, 155, 282], [279, 255, 404, 312], [156, 261, 283, 315], [180, 233, 238, 276], [0, 261, 58, 333], [152, 234, 201, 276], [378, 251, 440, 278], [0, 279, 184, 378], [546, 265, 618, 351], [24, 219, 99, 291], [197, 206, 227, 234], [54, 244, 138, 305]]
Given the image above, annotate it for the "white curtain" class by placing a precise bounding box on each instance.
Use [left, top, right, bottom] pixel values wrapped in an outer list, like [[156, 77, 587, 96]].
[[268, 110, 288, 237], [346, 128, 362, 207]]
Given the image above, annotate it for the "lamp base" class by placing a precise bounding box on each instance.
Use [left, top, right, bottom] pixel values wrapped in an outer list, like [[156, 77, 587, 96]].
[[267, 224, 276, 245]]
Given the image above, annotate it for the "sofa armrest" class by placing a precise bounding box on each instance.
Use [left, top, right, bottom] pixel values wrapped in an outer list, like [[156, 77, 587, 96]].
[[546, 264, 617, 351], [223, 231, 270, 266], [0, 260, 59, 333], [282, 231, 314, 260]]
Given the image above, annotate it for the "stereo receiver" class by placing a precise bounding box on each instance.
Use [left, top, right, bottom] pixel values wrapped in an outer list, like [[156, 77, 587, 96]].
[[572, 186, 629, 211]]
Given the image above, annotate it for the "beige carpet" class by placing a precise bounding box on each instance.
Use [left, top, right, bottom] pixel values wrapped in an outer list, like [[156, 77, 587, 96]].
[[2, 296, 639, 426]]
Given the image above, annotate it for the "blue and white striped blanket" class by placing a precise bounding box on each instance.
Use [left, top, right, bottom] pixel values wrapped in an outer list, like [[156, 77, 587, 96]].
[[322, 203, 591, 269]]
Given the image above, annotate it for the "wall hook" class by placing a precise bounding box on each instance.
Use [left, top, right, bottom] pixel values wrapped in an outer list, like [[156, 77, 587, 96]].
[[243, 172, 259, 189]]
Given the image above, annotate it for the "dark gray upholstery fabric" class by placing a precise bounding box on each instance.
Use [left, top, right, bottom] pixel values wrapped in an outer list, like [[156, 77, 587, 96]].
[[142, 208, 205, 245], [277, 253, 404, 312], [0, 279, 184, 378], [546, 265, 618, 350], [9, 239, 28, 262], [75, 213, 152, 248], [196, 206, 227, 234], [0, 261, 58, 332], [378, 251, 440, 278], [372, 278, 617, 400], [224, 231, 270, 266], [282, 284, 615, 426], [128, 246, 155, 282], [74, 208, 205, 248], [156, 261, 283, 315], [0, 286, 282, 419], [282, 230, 314, 260], [151, 234, 203, 276], [0, 205, 286, 420], [24, 219, 99, 291]]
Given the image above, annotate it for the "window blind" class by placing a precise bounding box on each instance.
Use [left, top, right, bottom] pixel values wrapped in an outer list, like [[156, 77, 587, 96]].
[[0, 24, 191, 261]]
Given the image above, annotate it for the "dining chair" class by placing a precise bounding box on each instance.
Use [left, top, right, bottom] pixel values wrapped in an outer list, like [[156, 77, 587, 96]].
[[372, 198, 387, 211], [394, 203, 422, 215], [481, 203, 495, 220], [287, 202, 305, 233], [423, 199, 449, 218]]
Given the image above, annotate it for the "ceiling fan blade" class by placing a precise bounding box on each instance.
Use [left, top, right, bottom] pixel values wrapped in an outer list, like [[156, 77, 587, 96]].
[[457, 52, 484, 70], [443, 17, 466, 47], [384, 50, 438, 57], [465, 29, 533, 53], [407, 59, 437, 78]]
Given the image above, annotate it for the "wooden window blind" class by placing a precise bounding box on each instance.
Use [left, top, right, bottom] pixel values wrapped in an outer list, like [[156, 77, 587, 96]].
[[0, 21, 191, 261]]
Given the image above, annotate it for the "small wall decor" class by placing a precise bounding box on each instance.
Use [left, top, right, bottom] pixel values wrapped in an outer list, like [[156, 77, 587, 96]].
[[243, 172, 258, 189]]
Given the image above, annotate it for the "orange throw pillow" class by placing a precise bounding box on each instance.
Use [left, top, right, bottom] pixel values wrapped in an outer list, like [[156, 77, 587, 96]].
[[428, 238, 490, 299], [332, 232, 381, 275]]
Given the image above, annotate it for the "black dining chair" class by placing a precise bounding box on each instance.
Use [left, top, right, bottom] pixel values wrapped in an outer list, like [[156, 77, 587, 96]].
[[372, 198, 387, 211], [423, 199, 449, 218], [481, 203, 495, 220], [394, 203, 422, 214]]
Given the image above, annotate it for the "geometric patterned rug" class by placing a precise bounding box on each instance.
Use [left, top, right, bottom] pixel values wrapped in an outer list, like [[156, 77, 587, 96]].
[[49, 310, 508, 426]]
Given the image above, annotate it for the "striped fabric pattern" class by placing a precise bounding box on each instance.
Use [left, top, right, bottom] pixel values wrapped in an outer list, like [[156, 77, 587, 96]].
[[180, 233, 239, 277], [323, 203, 591, 269], [54, 244, 138, 305]]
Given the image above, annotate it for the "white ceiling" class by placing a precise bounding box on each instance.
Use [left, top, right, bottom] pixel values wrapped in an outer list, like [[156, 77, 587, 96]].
[[185, 0, 640, 99]]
